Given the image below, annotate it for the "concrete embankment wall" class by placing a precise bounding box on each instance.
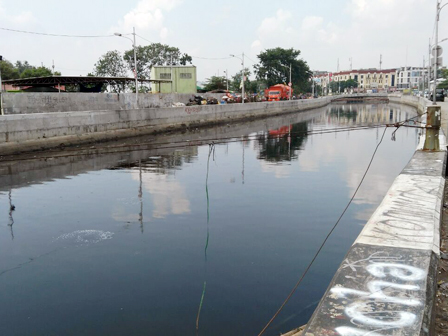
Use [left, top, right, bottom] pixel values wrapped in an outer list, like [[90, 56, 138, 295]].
[[303, 95, 446, 336], [0, 97, 332, 154], [2, 92, 225, 114]]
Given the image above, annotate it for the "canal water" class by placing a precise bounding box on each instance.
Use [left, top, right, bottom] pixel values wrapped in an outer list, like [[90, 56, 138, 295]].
[[0, 103, 420, 336]]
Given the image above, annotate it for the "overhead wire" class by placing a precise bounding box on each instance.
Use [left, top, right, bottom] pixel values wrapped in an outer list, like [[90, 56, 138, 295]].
[[135, 33, 232, 60], [0, 27, 115, 38], [0, 124, 389, 163]]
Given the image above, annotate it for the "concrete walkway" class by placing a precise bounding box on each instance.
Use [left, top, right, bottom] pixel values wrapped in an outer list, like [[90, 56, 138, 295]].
[[438, 101, 448, 135]]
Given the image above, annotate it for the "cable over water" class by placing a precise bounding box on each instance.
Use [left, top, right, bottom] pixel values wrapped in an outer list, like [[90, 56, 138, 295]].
[[196, 143, 215, 334]]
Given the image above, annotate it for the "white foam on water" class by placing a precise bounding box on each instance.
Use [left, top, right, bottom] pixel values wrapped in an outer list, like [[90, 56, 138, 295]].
[[55, 230, 114, 244]]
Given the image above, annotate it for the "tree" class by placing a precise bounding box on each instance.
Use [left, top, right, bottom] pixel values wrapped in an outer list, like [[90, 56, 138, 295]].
[[329, 79, 358, 93], [230, 68, 251, 92], [254, 48, 312, 92], [21, 66, 54, 78], [0, 59, 20, 80], [93, 50, 127, 77], [203, 76, 228, 91], [93, 50, 127, 92], [15, 61, 33, 76], [123, 43, 193, 80], [437, 69, 448, 89]]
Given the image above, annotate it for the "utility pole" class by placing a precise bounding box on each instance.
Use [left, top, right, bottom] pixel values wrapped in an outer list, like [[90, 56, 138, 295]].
[[0, 55, 3, 115], [312, 72, 315, 97], [225, 69, 228, 91], [242, 52, 245, 104], [337, 58, 340, 94], [133, 27, 138, 106], [349, 57, 352, 71], [289, 63, 292, 100], [428, 38, 432, 92], [433, 0, 440, 105], [170, 53, 173, 93], [380, 54, 382, 70]]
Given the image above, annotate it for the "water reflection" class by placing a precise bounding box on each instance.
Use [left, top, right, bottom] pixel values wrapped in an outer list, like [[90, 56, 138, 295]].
[[8, 190, 15, 240], [256, 122, 308, 162], [0, 103, 421, 336]]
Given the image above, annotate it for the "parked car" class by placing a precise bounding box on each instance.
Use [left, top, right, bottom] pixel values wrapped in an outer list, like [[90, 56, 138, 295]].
[[429, 89, 445, 102]]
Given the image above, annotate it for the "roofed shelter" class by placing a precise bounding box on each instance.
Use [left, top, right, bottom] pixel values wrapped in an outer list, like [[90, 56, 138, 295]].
[[2, 75, 171, 93]]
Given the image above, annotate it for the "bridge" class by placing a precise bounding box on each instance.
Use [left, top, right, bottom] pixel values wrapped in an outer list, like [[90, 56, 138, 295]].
[[331, 93, 389, 104]]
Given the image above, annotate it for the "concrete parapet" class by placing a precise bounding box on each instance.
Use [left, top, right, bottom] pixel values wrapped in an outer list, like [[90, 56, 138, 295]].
[[0, 97, 333, 154], [2, 92, 225, 114], [302, 98, 446, 335]]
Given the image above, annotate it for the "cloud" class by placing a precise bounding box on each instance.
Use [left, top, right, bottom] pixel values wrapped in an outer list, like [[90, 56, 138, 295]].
[[131, 171, 190, 219], [250, 9, 295, 51], [259, 161, 292, 179], [301, 16, 323, 31], [0, 1, 36, 25], [10, 11, 35, 24], [111, 0, 182, 41]]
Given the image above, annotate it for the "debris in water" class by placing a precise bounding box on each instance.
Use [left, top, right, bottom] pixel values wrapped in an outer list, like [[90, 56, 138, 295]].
[[54, 230, 114, 244]]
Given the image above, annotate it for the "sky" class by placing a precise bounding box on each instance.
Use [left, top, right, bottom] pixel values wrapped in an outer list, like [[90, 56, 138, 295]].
[[0, 0, 446, 82]]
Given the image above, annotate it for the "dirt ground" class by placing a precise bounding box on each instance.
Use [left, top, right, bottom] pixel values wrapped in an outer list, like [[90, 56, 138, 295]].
[[435, 182, 448, 335]]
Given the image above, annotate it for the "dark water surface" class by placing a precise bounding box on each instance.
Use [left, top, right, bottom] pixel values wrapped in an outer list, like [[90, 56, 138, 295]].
[[0, 103, 420, 336]]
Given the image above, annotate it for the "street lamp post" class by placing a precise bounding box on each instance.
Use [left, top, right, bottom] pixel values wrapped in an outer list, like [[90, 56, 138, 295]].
[[115, 27, 138, 107], [230, 53, 245, 104], [433, 1, 448, 104], [289, 63, 292, 100], [224, 69, 228, 91], [0, 55, 3, 115]]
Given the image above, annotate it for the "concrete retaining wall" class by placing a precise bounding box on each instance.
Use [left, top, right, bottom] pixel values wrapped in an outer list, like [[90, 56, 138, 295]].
[[2, 92, 224, 114], [302, 95, 445, 335], [0, 97, 333, 154]]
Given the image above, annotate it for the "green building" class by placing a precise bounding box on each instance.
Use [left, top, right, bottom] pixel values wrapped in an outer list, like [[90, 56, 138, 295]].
[[150, 65, 197, 94]]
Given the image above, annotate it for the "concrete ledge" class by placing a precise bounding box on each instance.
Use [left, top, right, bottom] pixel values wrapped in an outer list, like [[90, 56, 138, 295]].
[[0, 98, 333, 154], [302, 97, 446, 335], [304, 245, 438, 335]]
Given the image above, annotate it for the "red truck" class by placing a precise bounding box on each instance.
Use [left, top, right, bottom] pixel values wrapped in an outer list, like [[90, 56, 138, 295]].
[[264, 84, 293, 101]]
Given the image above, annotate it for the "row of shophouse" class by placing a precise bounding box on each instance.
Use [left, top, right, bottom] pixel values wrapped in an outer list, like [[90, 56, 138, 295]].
[[313, 66, 435, 93]]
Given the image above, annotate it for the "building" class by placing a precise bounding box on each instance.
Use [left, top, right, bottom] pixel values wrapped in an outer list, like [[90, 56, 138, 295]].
[[332, 69, 397, 91], [396, 66, 428, 90], [150, 65, 197, 94]]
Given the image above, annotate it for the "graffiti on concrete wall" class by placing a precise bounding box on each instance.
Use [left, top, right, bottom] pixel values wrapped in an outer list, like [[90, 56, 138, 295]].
[[329, 253, 426, 335], [185, 106, 202, 115], [27, 95, 69, 109]]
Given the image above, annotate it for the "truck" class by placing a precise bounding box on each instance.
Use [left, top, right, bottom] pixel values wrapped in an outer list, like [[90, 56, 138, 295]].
[[264, 84, 293, 101]]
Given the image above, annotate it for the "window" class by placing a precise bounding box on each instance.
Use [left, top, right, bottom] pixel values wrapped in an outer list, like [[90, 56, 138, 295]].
[[180, 73, 192, 79], [160, 73, 171, 79]]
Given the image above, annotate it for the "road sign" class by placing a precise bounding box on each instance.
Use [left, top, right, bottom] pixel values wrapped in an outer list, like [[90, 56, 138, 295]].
[[431, 57, 443, 66], [432, 46, 443, 57], [288, 82, 292, 87]]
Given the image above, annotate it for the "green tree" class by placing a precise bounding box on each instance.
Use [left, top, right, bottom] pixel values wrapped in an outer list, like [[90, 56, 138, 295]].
[[20, 66, 54, 78], [93, 50, 127, 92], [15, 60, 33, 76], [230, 68, 253, 92], [123, 43, 192, 80], [437, 69, 448, 89], [329, 79, 358, 93], [254, 48, 311, 91], [93, 50, 127, 77], [203, 76, 228, 91], [0, 59, 20, 80]]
